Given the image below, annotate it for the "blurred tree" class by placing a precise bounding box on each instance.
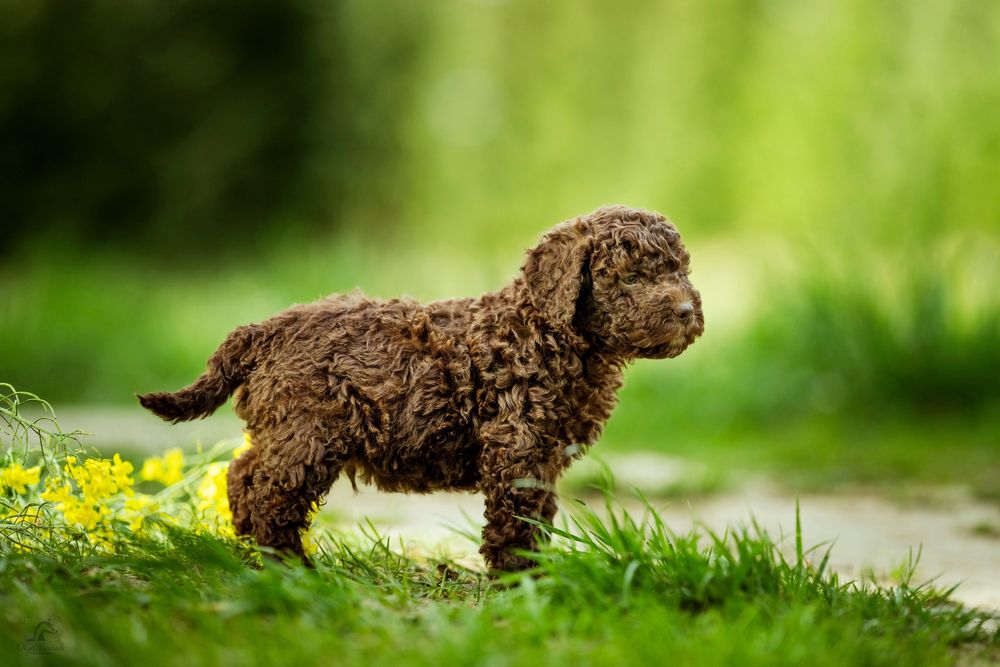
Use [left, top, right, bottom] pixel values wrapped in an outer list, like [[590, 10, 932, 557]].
[[0, 0, 428, 259]]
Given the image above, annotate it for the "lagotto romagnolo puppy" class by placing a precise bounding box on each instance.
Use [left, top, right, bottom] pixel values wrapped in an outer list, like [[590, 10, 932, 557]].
[[139, 206, 704, 570]]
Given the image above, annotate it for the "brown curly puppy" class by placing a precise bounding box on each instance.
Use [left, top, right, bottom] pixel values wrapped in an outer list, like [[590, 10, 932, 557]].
[[139, 205, 704, 570]]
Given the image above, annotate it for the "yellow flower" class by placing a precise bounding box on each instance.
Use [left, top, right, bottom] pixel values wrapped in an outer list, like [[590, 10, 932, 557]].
[[41, 477, 74, 505], [232, 432, 254, 459], [0, 463, 41, 495], [162, 449, 184, 482], [193, 461, 235, 536], [78, 458, 117, 499], [140, 448, 184, 486], [197, 462, 231, 520], [122, 494, 158, 533], [1, 505, 48, 553], [138, 458, 161, 482], [302, 531, 318, 557], [301, 501, 321, 556], [124, 495, 156, 512], [110, 454, 135, 496], [60, 497, 110, 530]]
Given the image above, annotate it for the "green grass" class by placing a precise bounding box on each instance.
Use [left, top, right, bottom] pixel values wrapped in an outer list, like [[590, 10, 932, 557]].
[[2, 499, 997, 667], [1, 386, 997, 666]]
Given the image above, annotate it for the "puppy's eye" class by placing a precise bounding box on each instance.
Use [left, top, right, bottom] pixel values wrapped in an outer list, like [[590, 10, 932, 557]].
[[621, 274, 640, 285]]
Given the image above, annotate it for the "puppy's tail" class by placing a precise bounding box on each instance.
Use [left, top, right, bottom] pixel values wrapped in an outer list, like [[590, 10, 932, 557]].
[[138, 324, 264, 423]]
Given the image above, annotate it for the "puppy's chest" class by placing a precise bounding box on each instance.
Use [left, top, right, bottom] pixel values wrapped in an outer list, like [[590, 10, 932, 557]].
[[473, 351, 621, 446]]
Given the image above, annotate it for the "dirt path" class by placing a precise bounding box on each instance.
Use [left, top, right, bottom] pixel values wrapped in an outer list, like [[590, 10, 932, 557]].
[[320, 456, 1000, 612]]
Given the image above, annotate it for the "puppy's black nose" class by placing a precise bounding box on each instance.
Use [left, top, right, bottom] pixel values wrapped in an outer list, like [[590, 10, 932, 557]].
[[676, 301, 694, 321]]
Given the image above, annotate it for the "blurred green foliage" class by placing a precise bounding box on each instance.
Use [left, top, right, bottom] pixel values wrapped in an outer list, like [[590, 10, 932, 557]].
[[0, 0, 427, 254], [0, 0, 998, 484], [2, 0, 998, 254]]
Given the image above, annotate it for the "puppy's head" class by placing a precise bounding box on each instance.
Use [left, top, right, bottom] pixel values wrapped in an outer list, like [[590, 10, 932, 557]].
[[522, 205, 704, 359]]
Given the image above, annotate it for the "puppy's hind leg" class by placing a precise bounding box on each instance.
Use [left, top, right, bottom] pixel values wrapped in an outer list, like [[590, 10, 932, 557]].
[[247, 421, 349, 565]]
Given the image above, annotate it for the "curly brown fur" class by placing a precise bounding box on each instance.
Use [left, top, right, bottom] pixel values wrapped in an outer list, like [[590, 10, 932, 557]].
[[139, 205, 704, 570]]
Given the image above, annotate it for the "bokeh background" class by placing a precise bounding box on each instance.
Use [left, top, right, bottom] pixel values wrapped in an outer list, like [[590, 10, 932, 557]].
[[1, 0, 998, 497]]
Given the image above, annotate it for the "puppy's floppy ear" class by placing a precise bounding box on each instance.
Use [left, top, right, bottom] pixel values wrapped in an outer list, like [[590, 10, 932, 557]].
[[522, 219, 592, 327]]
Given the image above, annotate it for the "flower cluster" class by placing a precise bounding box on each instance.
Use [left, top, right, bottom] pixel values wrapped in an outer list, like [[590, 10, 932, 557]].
[[139, 448, 185, 486], [36, 453, 149, 545], [197, 462, 233, 535], [193, 433, 254, 537], [1, 433, 259, 554], [0, 462, 40, 495]]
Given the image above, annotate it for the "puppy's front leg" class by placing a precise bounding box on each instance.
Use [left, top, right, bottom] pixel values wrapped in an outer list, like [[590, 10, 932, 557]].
[[477, 420, 555, 572]]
